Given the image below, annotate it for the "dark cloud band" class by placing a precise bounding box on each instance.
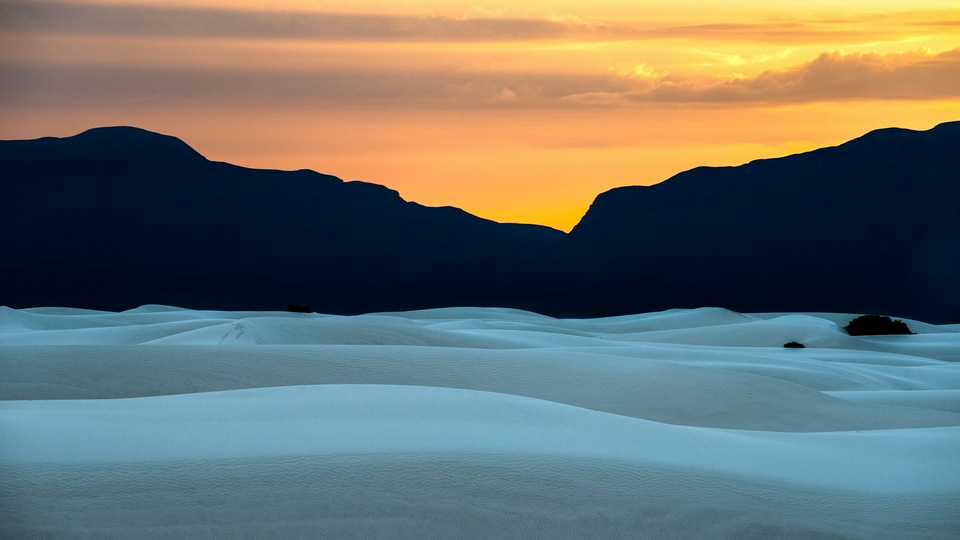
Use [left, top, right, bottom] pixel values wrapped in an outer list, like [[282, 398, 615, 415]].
[[3, 48, 958, 110], [4, 1, 956, 46], [0, 1, 581, 42]]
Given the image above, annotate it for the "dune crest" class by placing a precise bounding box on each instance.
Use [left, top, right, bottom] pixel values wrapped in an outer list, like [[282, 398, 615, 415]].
[[1, 306, 958, 538]]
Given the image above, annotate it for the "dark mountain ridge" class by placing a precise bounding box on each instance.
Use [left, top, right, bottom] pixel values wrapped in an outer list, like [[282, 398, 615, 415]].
[[1, 126, 564, 312], [558, 122, 960, 320], [2, 122, 958, 320]]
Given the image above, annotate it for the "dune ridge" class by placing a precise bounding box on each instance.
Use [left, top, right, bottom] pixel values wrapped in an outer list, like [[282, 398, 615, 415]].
[[1, 305, 958, 538]]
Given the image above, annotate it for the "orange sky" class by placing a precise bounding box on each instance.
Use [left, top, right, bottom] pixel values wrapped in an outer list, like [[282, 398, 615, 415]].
[[2, 1, 959, 230]]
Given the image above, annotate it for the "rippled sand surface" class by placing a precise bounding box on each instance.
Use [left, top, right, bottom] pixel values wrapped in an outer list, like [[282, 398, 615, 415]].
[[2, 305, 958, 538]]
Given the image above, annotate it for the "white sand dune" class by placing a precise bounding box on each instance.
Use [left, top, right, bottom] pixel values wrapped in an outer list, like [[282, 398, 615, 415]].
[[1, 305, 958, 538]]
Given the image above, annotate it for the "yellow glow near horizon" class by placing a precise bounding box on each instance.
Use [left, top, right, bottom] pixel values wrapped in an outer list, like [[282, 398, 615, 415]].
[[2, 1, 959, 230]]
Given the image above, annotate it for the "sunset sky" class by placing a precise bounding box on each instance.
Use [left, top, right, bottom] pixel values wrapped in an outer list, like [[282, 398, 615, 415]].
[[2, 1, 959, 231]]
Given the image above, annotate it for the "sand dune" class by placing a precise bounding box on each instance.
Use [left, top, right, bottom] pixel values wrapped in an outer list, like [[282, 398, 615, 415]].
[[1, 306, 958, 538]]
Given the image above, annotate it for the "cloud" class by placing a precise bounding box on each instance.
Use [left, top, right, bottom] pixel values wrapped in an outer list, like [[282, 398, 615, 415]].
[[0, 1, 597, 42], [623, 49, 960, 104], [3, 49, 957, 111], [3, 2, 957, 114], [646, 22, 890, 44], [649, 8, 960, 44], [8, 1, 953, 45], [0, 61, 628, 109]]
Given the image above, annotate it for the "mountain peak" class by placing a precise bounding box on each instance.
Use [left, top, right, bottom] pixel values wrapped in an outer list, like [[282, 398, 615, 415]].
[[67, 126, 207, 163], [564, 120, 959, 319], [2, 121, 957, 320]]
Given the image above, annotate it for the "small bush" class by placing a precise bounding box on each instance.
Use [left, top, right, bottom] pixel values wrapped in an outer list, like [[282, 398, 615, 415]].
[[286, 304, 312, 313], [783, 341, 805, 348], [844, 314, 913, 336]]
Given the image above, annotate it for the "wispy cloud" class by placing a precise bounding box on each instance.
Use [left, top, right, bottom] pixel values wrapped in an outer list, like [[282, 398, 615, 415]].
[[621, 49, 960, 104], [3, 1, 957, 111], [0, 1, 591, 42], [4, 1, 957, 45], [4, 48, 956, 109], [646, 21, 913, 44], [0, 61, 629, 109]]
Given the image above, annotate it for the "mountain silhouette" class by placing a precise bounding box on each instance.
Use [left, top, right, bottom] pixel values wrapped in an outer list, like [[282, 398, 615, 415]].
[[2, 123, 958, 320], [555, 121, 960, 320], [1, 126, 563, 312]]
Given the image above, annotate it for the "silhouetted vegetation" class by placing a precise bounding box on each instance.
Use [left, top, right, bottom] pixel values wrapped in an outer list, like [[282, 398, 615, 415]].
[[286, 304, 312, 313], [844, 314, 913, 336], [783, 341, 805, 348]]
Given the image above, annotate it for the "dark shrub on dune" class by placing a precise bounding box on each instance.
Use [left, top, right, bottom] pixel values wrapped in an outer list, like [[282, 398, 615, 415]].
[[783, 341, 805, 348], [844, 314, 913, 336]]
